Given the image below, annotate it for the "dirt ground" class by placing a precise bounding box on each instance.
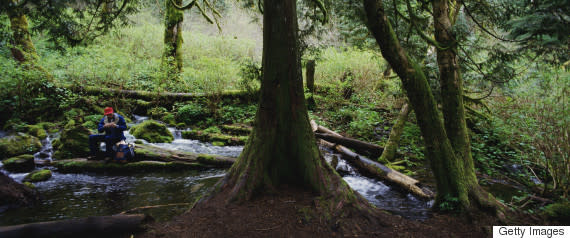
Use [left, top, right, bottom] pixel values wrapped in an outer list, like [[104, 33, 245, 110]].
[[135, 185, 543, 238]]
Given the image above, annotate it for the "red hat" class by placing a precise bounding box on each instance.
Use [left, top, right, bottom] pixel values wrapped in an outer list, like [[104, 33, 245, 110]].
[[104, 107, 114, 115]]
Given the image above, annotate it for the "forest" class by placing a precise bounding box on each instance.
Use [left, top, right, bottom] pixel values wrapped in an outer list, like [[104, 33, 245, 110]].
[[0, 0, 568, 237]]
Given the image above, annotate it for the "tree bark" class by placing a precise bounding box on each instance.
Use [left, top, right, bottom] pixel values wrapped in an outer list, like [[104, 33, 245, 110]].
[[432, 0, 499, 212], [163, 0, 184, 74], [205, 0, 379, 220], [362, 0, 476, 211], [6, 3, 38, 64], [378, 103, 410, 162], [0, 214, 149, 238]]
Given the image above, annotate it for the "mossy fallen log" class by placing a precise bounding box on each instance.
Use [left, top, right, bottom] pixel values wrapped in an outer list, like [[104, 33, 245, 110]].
[[53, 144, 236, 173], [53, 159, 209, 173], [181, 130, 248, 146], [0, 214, 150, 238], [314, 132, 383, 158], [64, 84, 255, 102], [311, 120, 434, 199]]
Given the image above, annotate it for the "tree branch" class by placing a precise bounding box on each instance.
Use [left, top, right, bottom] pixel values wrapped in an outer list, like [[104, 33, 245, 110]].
[[169, 0, 197, 10]]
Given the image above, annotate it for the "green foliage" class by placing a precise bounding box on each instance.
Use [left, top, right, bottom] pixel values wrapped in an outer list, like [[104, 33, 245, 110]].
[[238, 58, 261, 97], [176, 102, 209, 126], [0, 60, 68, 124], [543, 201, 570, 221], [438, 195, 461, 212]]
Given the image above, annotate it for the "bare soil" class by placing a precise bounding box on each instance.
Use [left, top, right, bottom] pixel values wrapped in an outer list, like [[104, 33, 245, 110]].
[[135, 185, 540, 238]]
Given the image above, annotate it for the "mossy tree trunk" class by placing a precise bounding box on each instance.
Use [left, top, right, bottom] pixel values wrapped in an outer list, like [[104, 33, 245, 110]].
[[432, 0, 498, 211], [6, 2, 39, 64], [163, 0, 184, 75], [362, 0, 501, 214], [378, 103, 410, 162], [210, 0, 376, 217]]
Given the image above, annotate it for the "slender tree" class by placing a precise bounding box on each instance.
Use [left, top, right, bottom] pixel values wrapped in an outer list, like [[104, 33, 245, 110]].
[[362, 0, 502, 214], [163, 0, 184, 74]]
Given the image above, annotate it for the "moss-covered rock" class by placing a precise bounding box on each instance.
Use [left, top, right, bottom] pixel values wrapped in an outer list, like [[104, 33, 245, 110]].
[[130, 120, 173, 143], [0, 133, 42, 160], [3, 154, 35, 172], [37, 122, 59, 134], [26, 124, 47, 140], [24, 169, 52, 182], [162, 113, 176, 126], [53, 119, 91, 160], [544, 201, 570, 222]]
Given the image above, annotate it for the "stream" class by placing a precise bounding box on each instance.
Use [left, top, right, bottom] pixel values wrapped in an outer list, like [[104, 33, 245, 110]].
[[0, 116, 433, 226]]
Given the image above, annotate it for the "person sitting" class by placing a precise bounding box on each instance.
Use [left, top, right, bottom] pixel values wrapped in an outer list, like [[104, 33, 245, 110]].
[[88, 107, 127, 160]]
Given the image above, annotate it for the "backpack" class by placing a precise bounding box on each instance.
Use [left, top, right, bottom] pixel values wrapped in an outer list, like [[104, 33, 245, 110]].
[[114, 141, 135, 161]]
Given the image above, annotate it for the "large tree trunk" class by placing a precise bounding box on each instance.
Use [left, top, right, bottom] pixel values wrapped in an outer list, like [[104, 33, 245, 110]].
[[163, 0, 184, 74], [362, 0, 501, 214], [6, 3, 39, 64], [432, 0, 498, 212], [378, 103, 410, 162], [207, 0, 377, 219]]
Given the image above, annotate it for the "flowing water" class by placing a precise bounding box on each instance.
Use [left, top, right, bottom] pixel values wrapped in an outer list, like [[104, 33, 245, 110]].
[[1, 117, 435, 226]]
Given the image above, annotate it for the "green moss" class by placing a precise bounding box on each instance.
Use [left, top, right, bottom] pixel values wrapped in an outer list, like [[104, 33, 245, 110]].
[[3, 154, 35, 172], [26, 124, 47, 139], [0, 133, 42, 160], [24, 169, 52, 182], [221, 125, 252, 136], [53, 159, 206, 173], [212, 141, 225, 146], [23, 182, 36, 189], [181, 129, 248, 146], [162, 113, 176, 126], [53, 120, 91, 159], [130, 120, 174, 143], [544, 202, 570, 221]]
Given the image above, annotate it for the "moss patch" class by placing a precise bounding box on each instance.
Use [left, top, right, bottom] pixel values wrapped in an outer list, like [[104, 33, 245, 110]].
[[26, 124, 47, 140], [3, 154, 35, 172], [0, 134, 42, 160], [53, 119, 91, 159], [181, 130, 247, 146], [130, 120, 174, 143], [54, 159, 208, 173], [544, 201, 570, 222], [221, 124, 252, 136], [24, 169, 52, 182]]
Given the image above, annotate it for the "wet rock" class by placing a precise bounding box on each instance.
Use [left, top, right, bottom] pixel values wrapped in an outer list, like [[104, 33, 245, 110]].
[[0, 171, 39, 208], [130, 120, 174, 143], [3, 154, 35, 173], [38, 151, 51, 159], [0, 133, 42, 160], [24, 169, 52, 182], [53, 119, 91, 160]]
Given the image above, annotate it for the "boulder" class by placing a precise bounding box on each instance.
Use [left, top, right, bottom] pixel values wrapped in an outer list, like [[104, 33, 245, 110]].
[[53, 120, 91, 160], [129, 120, 173, 143], [2, 154, 35, 173], [0, 171, 38, 208], [0, 133, 42, 160], [26, 125, 47, 140], [24, 169, 52, 182]]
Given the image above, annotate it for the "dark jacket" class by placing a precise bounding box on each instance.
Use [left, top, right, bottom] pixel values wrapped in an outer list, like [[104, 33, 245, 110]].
[[98, 113, 127, 140]]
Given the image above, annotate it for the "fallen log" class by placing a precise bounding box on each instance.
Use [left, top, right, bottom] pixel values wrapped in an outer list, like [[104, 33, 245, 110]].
[[311, 121, 434, 199], [0, 214, 150, 238], [134, 143, 236, 166], [53, 144, 236, 173], [315, 132, 383, 157], [64, 84, 255, 102]]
